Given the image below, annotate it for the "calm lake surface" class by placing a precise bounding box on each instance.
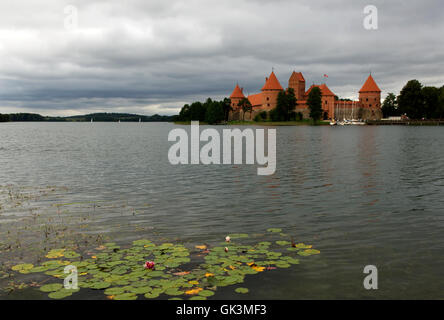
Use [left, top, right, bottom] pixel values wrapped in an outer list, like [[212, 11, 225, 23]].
[[0, 122, 443, 299]]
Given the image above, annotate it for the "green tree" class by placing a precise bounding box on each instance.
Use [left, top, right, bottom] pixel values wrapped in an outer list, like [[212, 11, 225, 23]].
[[397, 80, 424, 119], [205, 101, 224, 124], [381, 93, 400, 118], [238, 98, 252, 121], [422, 86, 440, 119], [307, 87, 322, 122], [189, 101, 207, 121], [286, 88, 297, 120], [178, 104, 191, 121], [275, 91, 287, 121], [276, 89, 297, 121], [0, 114, 9, 122], [438, 86, 444, 119], [222, 98, 232, 122]]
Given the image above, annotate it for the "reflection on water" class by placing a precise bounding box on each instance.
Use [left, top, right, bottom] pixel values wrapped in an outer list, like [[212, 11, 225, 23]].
[[0, 122, 444, 299]]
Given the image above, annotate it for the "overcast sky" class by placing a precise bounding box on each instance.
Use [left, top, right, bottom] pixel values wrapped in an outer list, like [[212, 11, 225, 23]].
[[0, 0, 443, 116]]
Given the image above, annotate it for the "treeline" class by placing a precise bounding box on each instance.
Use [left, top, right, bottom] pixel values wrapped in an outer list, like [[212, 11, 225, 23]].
[[177, 98, 232, 124], [0, 112, 176, 122], [382, 80, 444, 119], [0, 113, 45, 122]]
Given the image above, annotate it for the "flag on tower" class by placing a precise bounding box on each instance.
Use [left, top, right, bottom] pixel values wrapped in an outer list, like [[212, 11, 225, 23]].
[[324, 74, 328, 78]]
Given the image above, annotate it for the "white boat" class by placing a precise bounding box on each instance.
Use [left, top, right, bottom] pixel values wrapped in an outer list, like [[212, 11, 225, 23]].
[[350, 120, 366, 125]]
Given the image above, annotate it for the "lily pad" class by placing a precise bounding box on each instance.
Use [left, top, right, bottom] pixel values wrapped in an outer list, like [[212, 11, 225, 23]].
[[114, 293, 138, 300], [199, 290, 215, 297], [40, 283, 63, 292], [235, 287, 249, 294], [48, 289, 74, 299]]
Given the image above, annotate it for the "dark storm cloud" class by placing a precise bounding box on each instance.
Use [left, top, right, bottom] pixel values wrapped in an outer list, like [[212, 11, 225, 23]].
[[0, 0, 443, 116]]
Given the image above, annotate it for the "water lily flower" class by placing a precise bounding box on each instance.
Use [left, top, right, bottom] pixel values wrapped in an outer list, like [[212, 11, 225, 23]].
[[144, 261, 155, 270], [224, 247, 229, 253], [225, 236, 231, 243]]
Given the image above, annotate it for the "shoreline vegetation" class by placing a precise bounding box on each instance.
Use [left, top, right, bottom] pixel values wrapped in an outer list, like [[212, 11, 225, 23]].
[[0, 112, 176, 123]]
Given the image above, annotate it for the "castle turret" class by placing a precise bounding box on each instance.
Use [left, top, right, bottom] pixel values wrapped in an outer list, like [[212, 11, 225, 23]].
[[261, 71, 283, 110], [288, 71, 305, 101], [229, 84, 246, 110], [359, 74, 381, 109]]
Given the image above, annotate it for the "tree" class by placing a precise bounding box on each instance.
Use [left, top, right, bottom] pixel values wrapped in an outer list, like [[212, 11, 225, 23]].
[[0, 114, 9, 122], [422, 86, 440, 119], [205, 101, 224, 124], [222, 98, 232, 122], [286, 88, 297, 120], [307, 87, 322, 122], [276, 89, 297, 121], [238, 98, 252, 121], [381, 93, 400, 118], [275, 90, 287, 121], [438, 86, 444, 119], [189, 101, 207, 121], [178, 104, 191, 121], [397, 80, 424, 119]]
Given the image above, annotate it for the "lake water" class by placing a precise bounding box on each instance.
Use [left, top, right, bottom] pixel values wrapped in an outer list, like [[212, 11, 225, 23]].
[[0, 122, 443, 299]]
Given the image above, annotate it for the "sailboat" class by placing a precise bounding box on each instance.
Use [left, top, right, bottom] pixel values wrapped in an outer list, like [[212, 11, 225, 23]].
[[139, 118, 141, 123], [91, 118, 93, 123], [349, 101, 366, 125]]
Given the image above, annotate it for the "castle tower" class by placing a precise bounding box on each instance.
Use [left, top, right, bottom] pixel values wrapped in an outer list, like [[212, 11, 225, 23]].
[[229, 84, 246, 110], [261, 71, 284, 110], [359, 74, 381, 109], [288, 71, 306, 101]]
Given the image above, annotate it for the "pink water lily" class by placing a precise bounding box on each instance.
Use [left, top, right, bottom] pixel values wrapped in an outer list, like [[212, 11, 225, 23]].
[[225, 236, 231, 243], [144, 261, 155, 270]]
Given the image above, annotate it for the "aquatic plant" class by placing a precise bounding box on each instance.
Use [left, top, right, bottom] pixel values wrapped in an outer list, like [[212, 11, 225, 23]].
[[11, 230, 320, 300]]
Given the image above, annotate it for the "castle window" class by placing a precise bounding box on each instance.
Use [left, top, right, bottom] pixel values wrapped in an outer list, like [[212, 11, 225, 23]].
[[366, 98, 368, 101], [267, 104, 270, 107], [369, 104, 372, 107], [267, 97, 270, 101]]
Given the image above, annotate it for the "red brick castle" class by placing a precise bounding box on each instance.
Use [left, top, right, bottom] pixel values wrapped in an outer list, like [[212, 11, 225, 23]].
[[229, 71, 382, 121]]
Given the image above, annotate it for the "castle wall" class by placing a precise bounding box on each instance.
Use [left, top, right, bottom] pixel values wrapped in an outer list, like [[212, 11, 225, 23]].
[[261, 90, 280, 110]]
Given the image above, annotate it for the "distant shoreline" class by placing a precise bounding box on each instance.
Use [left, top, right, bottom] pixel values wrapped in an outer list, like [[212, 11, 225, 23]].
[[0, 112, 176, 123]]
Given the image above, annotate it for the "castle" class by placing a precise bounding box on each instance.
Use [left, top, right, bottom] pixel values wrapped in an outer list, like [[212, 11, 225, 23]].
[[229, 71, 383, 121]]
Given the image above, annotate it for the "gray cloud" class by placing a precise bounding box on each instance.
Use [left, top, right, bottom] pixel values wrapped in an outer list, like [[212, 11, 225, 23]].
[[0, 0, 443, 116]]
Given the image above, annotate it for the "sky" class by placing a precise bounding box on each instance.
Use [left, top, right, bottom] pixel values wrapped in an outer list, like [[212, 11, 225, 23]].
[[0, 0, 443, 116]]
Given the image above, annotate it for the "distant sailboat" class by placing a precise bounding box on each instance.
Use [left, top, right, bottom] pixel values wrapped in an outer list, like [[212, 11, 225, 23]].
[[139, 118, 141, 123], [91, 118, 93, 123], [118, 120, 121, 123]]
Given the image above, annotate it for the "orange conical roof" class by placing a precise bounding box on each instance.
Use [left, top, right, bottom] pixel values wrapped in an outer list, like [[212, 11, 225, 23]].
[[230, 84, 246, 99], [289, 71, 305, 82], [359, 74, 381, 93], [305, 84, 335, 97], [261, 72, 284, 91]]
